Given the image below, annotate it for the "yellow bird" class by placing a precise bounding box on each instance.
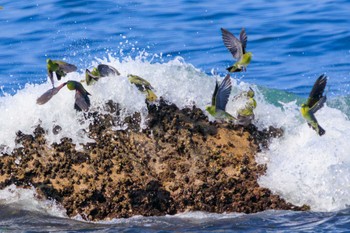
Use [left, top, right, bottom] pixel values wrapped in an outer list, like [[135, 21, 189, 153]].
[[221, 28, 252, 72], [300, 74, 327, 136]]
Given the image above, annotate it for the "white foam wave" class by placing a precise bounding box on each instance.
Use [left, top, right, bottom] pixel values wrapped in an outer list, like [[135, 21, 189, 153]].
[[0, 55, 250, 154], [1, 54, 350, 214], [99, 211, 243, 225], [0, 184, 67, 217], [256, 99, 350, 212]]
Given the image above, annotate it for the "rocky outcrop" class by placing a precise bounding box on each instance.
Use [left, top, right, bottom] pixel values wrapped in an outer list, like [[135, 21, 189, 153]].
[[0, 99, 309, 221]]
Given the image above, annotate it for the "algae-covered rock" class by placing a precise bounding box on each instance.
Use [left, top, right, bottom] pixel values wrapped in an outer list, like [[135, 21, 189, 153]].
[[0, 99, 309, 221]]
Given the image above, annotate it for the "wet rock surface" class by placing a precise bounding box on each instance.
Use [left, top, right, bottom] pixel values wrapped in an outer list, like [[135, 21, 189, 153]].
[[0, 99, 309, 221]]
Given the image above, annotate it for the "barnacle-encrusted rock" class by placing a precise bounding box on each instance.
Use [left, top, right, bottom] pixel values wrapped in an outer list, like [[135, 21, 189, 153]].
[[0, 99, 308, 221]]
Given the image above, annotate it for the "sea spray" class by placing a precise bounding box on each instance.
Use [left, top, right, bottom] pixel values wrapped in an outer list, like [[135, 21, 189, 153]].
[[0, 184, 67, 218], [1, 54, 350, 215], [256, 99, 350, 211], [0, 55, 238, 154]]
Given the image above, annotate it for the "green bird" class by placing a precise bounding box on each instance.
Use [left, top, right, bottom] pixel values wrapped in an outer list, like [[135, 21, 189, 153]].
[[206, 74, 235, 120], [36, 81, 91, 112], [235, 88, 257, 126], [300, 74, 327, 136], [66, 81, 91, 112], [127, 74, 157, 102], [47, 59, 77, 87], [221, 28, 252, 72], [85, 64, 120, 85]]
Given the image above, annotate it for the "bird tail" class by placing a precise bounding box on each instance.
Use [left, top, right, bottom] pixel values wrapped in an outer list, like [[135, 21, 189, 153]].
[[318, 125, 326, 136], [226, 65, 242, 72]]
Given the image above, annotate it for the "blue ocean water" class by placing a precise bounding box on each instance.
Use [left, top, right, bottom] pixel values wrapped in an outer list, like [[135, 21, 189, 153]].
[[1, 0, 350, 232], [1, 0, 350, 96]]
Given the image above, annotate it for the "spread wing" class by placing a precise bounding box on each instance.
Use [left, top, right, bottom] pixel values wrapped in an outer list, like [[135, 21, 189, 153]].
[[306, 74, 327, 108], [221, 28, 243, 60], [36, 88, 59, 105], [239, 28, 248, 54], [310, 96, 326, 114], [36, 83, 66, 105], [215, 74, 232, 111], [97, 64, 120, 77], [55, 61, 77, 73], [74, 90, 90, 112]]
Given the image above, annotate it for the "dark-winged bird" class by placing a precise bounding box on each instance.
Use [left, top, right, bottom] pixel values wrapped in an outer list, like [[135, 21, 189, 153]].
[[66, 81, 91, 112], [221, 28, 252, 72], [85, 64, 120, 85], [47, 59, 77, 87], [300, 74, 327, 136], [206, 74, 235, 120], [36, 81, 91, 112]]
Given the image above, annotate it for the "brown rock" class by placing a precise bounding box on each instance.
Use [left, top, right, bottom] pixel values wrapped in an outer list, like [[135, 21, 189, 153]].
[[0, 99, 308, 221]]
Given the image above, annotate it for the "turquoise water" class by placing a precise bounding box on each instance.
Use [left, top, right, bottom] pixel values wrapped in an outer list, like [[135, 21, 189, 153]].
[[1, 0, 350, 232]]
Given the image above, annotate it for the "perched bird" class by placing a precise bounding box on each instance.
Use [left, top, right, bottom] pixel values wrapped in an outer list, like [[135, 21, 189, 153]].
[[127, 74, 157, 102], [36, 83, 67, 105], [36, 81, 91, 112], [47, 59, 77, 87], [300, 74, 327, 136], [206, 74, 235, 120], [235, 88, 257, 126], [85, 64, 120, 85], [221, 28, 252, 72], [66, 81, 91, 112]]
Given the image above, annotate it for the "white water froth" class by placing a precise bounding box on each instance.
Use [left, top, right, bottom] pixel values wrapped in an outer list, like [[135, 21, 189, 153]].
[[0, 55, 252, 154], [1, 55, 350, 214], [256, 98, 350, 212], [0, 184, 67, 217], [99, 211, 244, 225]]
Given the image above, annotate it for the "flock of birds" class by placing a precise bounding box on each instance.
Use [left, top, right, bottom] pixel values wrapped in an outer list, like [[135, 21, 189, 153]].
[[36, 27, 328, 136]]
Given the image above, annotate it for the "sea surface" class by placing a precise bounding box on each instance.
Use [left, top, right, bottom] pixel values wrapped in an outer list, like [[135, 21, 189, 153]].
[[1, 0, 350, 232]]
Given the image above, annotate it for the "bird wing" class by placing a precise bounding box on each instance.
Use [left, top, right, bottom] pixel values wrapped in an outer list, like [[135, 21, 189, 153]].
[[211, 80, 219, 106], [36, 88, 59, 105], [239, 28, 248, 54], [306, 74, 327, 108], [36, 83, 66, 105], [74, 90, 90, 112], [221, 28, 243, 59], [215, 74, 232, 111], [55, 61, 77, 73], [310, 96, 326, 114], [97, 64, 120, 77]]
